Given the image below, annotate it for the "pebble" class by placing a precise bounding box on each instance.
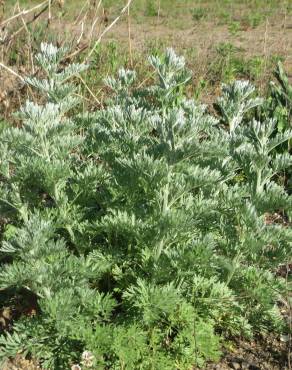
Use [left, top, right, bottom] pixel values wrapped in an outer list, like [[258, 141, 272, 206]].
[[230, 362, 241, 370]]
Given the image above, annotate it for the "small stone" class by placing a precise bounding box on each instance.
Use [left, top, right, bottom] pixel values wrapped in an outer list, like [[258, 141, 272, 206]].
[[81, 350, 95, 367], [280, 334, 289, 342], [71, 365, 81, 370], [230, 362, 241, 370]]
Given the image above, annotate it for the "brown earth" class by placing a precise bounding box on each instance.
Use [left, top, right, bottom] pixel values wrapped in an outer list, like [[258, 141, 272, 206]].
[[203, 336, 290, 370], [105, 17, 292, 59], [1, 6, 292, 116], [1, 335, 291, 370]]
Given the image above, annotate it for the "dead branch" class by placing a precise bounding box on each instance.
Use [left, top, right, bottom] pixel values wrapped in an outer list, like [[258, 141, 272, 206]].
[[86, 0, 133, 61], [1, 1, 53, 45], [0, 0, 49, 28]]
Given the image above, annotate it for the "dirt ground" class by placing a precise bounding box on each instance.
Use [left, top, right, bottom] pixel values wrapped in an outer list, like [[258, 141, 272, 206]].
[[105, 16, 292, 59], [1, 336, 290, 370], [203, 336, 290, 370]]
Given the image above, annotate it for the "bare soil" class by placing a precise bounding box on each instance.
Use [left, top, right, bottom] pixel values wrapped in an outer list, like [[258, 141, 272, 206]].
[[1, 336, 290, 370], [105, 17, 292, 59], [204, 336, 290, 370]]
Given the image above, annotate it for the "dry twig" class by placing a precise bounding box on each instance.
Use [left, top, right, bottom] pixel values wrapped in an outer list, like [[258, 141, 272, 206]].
[[0, 0, 49, 27], [86, 0, 133, 61], [0, 61, 24, 82], [1, 1, 54, 45]]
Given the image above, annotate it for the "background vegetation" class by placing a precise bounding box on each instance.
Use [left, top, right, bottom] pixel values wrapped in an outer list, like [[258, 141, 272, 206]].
[[1, 0, 291, 117]]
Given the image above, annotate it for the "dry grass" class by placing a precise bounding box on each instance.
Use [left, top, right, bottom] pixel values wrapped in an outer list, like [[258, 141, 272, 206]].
[[0, 0, 291, 116]]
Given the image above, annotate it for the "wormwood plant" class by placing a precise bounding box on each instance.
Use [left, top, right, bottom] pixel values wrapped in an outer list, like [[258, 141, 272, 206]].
[[270, 62, 292, 135], [0, 45, 291, 369], [265, 62, 292, 166]]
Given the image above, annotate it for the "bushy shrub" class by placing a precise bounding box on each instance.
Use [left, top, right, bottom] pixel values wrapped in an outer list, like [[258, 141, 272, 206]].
[[0, 44, 291, 369]]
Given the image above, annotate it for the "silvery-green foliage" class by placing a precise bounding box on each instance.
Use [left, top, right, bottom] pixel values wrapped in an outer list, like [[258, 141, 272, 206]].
[[148, 48, 192, 108], [105, 68, 136, 92], [0, 43, 88, 215], [26, 42, 88, 102], [0, 45, 291, 370], [216, 80, 263, 132], [269, 62, 292, 133], [230, 118, 292, 195]]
